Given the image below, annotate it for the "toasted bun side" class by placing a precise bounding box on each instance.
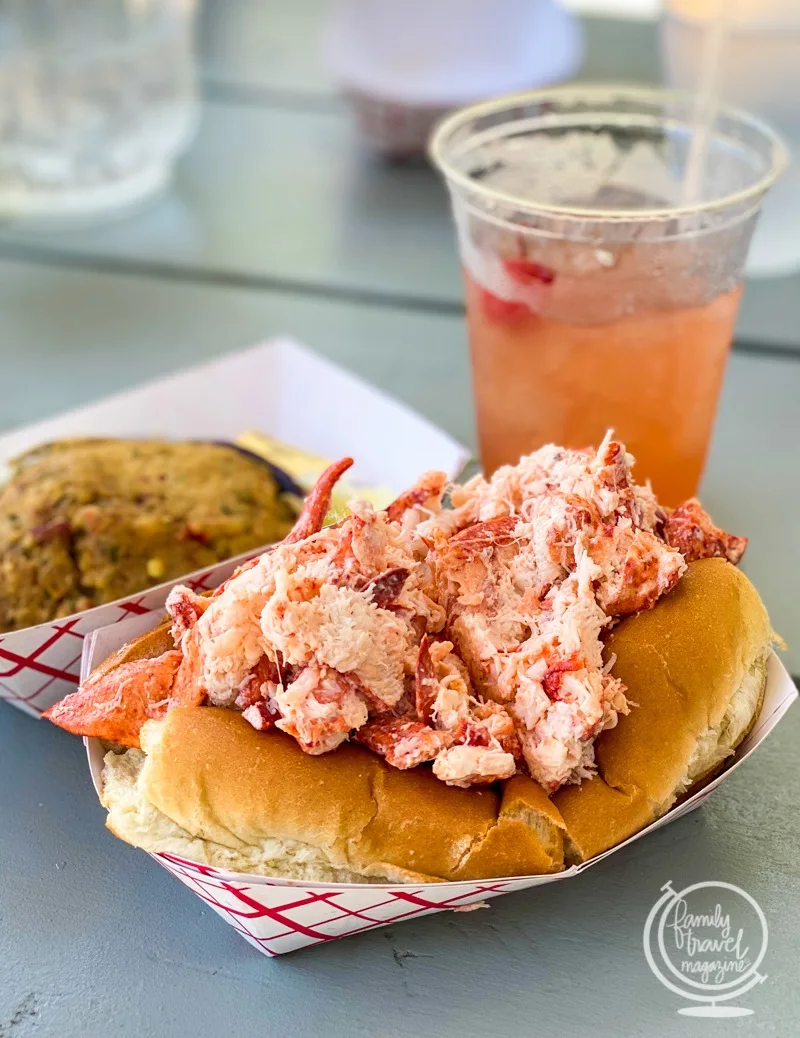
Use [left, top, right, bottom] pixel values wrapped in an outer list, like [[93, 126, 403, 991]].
[[89, 619, 173, 685], [101, 747, 376, 883], [554, 559, 773, 864], [558, 782, 656, 867], [677, 654, 767, 796], [100, 707, 565, 883]]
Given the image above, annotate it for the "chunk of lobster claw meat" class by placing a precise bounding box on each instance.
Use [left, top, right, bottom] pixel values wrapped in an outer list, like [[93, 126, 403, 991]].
[[274, 663, 369, 755], [43, 649, 197, 748], [166, 585, 210, 643], [355, 716, 450, 770], [385, 471, 448, 525], [432, 744, 517, 788], [662, 498, 747, 564], [362, 567, 410, 609], [285, 457, 354, 544]]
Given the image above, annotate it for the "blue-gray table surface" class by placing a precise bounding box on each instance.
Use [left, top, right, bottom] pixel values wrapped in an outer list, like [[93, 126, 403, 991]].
[[1, 6, 798, 1037]]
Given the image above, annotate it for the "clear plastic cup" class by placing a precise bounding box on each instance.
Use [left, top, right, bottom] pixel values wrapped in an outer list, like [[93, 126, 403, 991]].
[[0, 0, 199, 227], [429, 85, 786, 504]]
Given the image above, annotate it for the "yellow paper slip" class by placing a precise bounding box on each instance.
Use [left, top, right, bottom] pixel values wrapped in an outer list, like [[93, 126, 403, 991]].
[[236, 431, 395, 521]]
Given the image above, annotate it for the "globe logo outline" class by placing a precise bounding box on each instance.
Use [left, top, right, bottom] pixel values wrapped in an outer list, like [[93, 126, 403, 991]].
[[643, 880, 769, 1017]]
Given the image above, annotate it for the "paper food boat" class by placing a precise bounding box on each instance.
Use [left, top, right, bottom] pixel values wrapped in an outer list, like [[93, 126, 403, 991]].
[[0, 340, 469, 718], [83, 609, 797, 957]]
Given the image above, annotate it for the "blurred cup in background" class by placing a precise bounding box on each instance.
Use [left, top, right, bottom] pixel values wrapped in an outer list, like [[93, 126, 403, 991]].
[[0, 0, 199, 227], [430, 85, 786, 504], [662, 0, 800, 278]]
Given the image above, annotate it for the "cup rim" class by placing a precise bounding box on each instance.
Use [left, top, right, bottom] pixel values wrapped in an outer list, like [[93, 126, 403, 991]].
[[428, 82, 789, 223]]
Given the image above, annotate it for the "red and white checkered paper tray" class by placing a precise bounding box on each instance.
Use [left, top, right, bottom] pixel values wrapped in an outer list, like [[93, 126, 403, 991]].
[[0, 339, 469, 718], [83, 609, 797, 957]]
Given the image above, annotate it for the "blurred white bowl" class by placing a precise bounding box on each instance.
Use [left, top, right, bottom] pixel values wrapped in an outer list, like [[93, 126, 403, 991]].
[[326, 0, 584, 157]]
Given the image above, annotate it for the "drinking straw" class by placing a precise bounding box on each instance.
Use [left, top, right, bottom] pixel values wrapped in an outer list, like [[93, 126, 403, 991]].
[[681, 0, 733, 204]]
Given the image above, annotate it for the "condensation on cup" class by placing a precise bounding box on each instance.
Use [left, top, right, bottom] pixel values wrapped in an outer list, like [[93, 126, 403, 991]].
[[0, 0, 199, 226], [430, 85, 786, 505], [662, 0, 800, 278]]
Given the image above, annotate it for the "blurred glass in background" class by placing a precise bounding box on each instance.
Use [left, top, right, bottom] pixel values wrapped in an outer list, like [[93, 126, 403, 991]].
[[662, 0, 800, 278], [0, 0, 198, 227]]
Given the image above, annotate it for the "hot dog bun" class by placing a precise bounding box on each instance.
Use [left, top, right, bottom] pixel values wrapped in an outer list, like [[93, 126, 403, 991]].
[[553, 558, 772, 862], [101, 706, 566, 883], [97, 559, 772, 880]]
